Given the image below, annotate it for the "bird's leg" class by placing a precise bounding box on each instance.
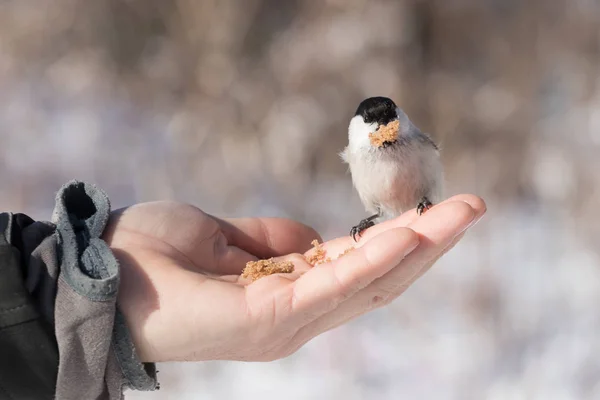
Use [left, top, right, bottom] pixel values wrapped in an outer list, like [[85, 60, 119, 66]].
[[417, 197, 433, 216], [350, 212, 380, 242]]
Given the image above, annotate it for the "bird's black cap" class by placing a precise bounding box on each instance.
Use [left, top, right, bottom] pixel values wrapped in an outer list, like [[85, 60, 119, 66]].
[[354, 96, 398, 125]]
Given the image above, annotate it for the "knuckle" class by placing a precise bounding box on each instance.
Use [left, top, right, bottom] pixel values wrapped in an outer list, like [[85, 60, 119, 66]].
[[397, 226, 418, 241]]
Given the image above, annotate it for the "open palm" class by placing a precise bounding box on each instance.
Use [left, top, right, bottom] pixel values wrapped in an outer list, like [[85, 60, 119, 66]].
[[102, 195, 485, 363]]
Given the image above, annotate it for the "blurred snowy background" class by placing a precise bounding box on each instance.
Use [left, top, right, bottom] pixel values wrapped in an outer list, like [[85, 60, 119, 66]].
[[2, 1, 600, 399]]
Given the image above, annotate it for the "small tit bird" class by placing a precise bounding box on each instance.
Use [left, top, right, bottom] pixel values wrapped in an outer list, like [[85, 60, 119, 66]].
[[340, 96, 444, 241]]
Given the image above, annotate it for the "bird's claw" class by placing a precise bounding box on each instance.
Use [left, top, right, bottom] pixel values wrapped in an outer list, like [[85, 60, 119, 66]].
[[417, 197, 433, 216], [350, 219, 376, 242]]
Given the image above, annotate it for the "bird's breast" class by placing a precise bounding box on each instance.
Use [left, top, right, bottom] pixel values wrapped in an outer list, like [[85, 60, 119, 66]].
[[347, 143, 441, 216]]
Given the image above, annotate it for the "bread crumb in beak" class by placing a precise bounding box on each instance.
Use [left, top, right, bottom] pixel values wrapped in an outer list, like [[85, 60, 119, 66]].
[[369, 119, 400, 147]]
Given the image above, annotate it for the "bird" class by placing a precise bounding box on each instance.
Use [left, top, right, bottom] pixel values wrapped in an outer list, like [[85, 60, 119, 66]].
[[340, 96, 444, 241]]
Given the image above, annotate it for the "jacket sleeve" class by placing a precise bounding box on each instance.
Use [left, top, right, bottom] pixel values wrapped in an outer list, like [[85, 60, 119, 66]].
[[0, 212, 59, 400], [1, 180, 159, 400]]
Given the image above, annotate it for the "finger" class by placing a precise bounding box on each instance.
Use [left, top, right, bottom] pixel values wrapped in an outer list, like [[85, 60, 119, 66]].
[[288, 227, 420, 325], [309, 194, 486, 257], [378, 199, 480, 286], [356, 194, 485, 242], [356, 201, 477, 303], [289, 200, 480, 347], [407, 230, 467, 285], [311, 232, 469, 344], [295, 232, 469, 343], [214, 216, 321, 259]]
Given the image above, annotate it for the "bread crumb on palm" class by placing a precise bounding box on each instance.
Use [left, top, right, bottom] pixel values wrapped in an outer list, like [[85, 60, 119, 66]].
[[305, 239, 355, 266], [369, 119, 400, 147], [242, 258, 295, 282], [337, 246, 354, 258], [306, 239, 330, 265]]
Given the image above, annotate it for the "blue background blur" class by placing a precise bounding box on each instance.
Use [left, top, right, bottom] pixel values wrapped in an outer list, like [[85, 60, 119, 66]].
[[1, 1, 600, 399]]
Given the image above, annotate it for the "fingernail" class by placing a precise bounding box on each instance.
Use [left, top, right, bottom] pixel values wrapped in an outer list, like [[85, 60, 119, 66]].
[[461, 199, 487, 223]]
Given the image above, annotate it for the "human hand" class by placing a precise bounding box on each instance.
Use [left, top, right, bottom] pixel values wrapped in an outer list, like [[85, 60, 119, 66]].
[[102, 194, 486, 363]]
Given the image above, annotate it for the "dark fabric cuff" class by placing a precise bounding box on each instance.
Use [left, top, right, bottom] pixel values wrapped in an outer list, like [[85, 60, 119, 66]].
[[1, 212, 57, 326], [0, 213, 59, 399]]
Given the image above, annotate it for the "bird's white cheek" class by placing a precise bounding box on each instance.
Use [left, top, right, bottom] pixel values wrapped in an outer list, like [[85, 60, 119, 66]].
[[347, 116, 377, 152]]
